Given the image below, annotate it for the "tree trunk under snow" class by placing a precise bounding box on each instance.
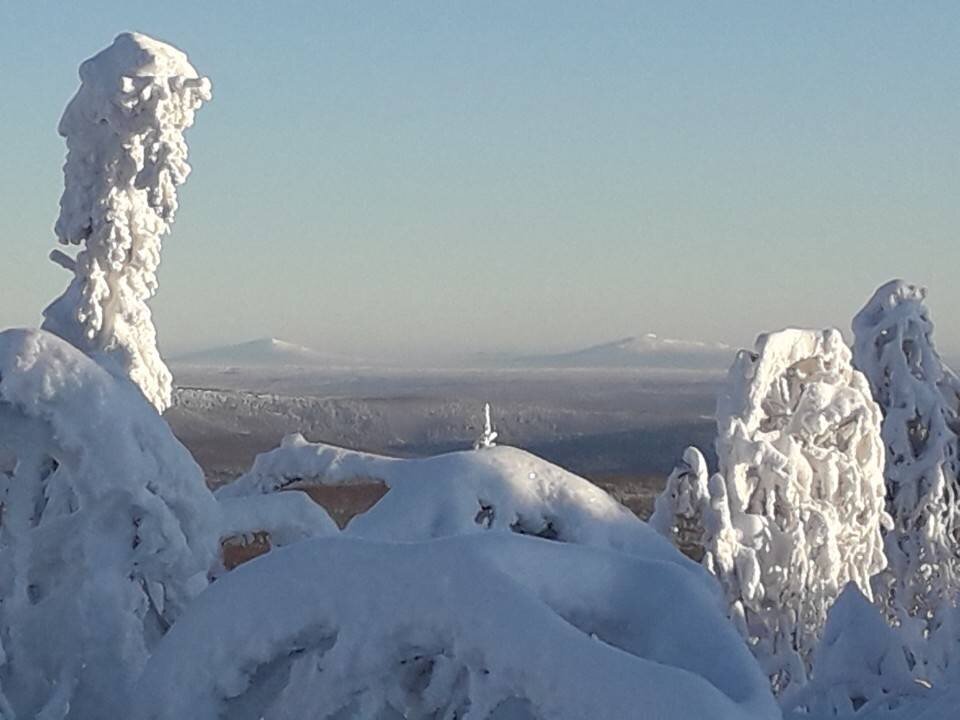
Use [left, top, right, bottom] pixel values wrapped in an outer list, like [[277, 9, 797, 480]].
[[42, 32, 211, 412]]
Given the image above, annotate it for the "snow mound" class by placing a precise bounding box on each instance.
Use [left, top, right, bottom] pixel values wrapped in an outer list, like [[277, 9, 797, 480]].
[[218, 434, 699, 572], [43, 32, 211, 412], [217, 492, 339, 549], [0, 328, 218, 718], [134, 534, 779, 720]]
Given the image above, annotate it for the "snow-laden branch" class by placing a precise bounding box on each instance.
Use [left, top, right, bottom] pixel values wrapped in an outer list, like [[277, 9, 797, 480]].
[[42, 32, 211, 412]]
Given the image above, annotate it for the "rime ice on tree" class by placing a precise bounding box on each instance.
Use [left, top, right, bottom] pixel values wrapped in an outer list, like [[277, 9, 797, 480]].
[[42, 32, 211, 412], [852, 280, 960, 660], [474, 402, 499, 449], [652, 329, 891, 696]]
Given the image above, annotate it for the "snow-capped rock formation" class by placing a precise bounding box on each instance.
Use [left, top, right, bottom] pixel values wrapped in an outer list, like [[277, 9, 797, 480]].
[[852, 281, 960, 648], [43, 32, 211, 412], [0, 329, 218, 718], [134, 534, 780, 720]]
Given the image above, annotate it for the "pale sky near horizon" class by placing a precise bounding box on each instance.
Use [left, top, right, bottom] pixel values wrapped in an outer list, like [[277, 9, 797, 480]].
[[1, 1, 958, 359]]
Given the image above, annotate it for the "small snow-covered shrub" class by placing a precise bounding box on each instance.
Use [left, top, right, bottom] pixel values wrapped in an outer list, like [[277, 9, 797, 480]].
[[653, 329, 891, 695], [852, 280, 960, 652], [784, 584, 921, 716], [134, 534, 779, 720], [650, 446, 710, 556], [0, 329, 218, 718], [43, 32, 211, 412]]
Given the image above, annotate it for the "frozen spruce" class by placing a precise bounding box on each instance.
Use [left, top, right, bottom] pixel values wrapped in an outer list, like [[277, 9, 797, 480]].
[[714, 328, 890, 694], [650, 445, 710, 545], [0, 329, 218, 719], [474, 402, 499, 449], [652, 329, 891, 696], [42, 32, 211, 412], [852, 280, 960, 660]]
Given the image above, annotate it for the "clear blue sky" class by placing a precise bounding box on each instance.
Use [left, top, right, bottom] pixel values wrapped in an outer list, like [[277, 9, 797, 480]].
[[1, 1, 958, 358]]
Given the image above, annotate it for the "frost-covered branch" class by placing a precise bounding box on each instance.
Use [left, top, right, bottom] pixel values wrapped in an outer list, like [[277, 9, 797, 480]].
[[42, 32, 211, 412]]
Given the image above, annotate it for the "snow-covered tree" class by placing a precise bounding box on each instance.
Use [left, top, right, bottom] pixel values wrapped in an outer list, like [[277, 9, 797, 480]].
[[0, 329, 219, 718], [42, 32, 211, 412], [650, 446, 710, 555], [852, 280, 960, 644], [653, 329, 891, 695], [783, 584, 922, 716], [474, 402, 499, 449]]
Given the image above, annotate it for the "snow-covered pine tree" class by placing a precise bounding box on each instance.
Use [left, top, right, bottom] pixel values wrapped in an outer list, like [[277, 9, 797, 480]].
[[474, 402, 499, 449], [852, 280, 960, 668], [42, 32, 211, 412], [653, 328, 891, 695]]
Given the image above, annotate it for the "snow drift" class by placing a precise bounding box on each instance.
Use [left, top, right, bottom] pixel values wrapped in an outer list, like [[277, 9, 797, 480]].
[[134, 534, 779, 720]]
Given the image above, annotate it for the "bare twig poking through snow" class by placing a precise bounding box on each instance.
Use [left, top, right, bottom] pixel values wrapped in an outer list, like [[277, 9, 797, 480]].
[[474, 402, 498, 449], [42, 32, 211, 412], [852, 280, 960, 669], [653, 329, 891, 696]]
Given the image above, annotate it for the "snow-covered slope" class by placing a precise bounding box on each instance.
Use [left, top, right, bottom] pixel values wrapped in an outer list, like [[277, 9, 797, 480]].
[[515, 333, 733, 370], [135, 534, 779, 720], [171, 337, 354, 368]]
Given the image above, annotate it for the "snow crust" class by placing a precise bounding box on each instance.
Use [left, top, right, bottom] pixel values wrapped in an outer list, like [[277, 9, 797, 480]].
[[43, 32, 211, 412], [0, 328, 218, 717], [134, 534, 779, 720]]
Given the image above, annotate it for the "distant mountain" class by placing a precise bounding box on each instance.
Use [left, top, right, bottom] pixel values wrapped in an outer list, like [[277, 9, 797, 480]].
[[514, 334, 734, 371], [171, 338, 354, 368]]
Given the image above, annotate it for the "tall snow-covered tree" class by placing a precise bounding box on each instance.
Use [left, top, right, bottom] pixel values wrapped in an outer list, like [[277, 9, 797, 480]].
[[653, 329, 891, 695], [42, 32, 211, 412], [852, 280, 960, 659]]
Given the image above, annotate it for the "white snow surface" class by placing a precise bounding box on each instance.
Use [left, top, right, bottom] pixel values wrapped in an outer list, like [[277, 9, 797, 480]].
[[217, 492, 339, 549], [217, 433, 699, 571], [0, 328, 218, 718], [134, 533, 779, 720], [43, 32, 211, 412]]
